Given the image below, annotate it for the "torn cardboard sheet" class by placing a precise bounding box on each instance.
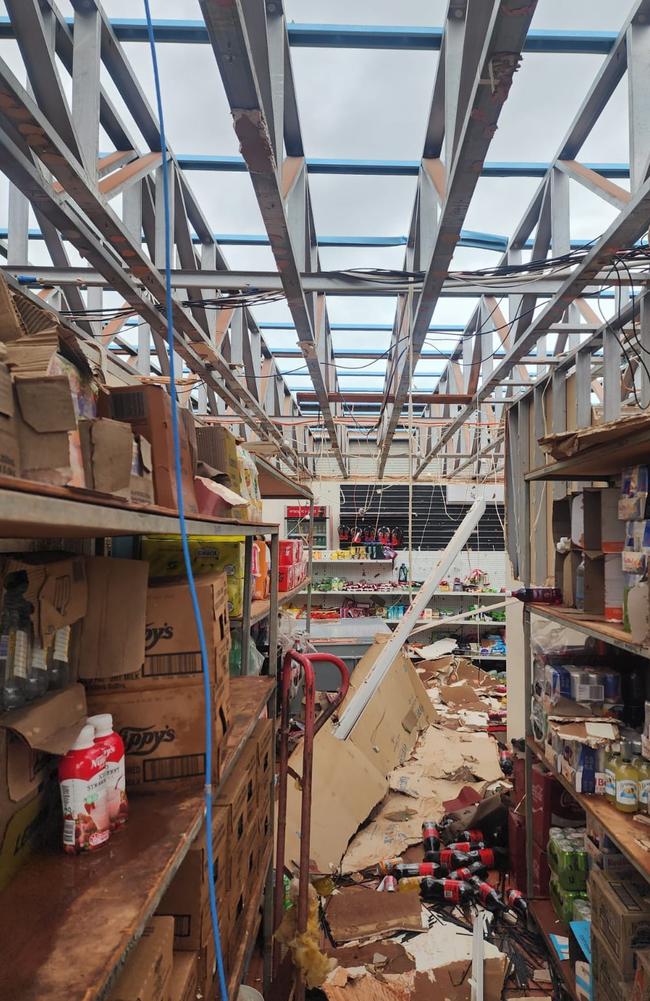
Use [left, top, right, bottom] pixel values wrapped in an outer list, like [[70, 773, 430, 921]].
[[341, 788, 476, 873], [388, 727, 501, 797], [324, 940, 413, 975], [438, 683, 490, 713], [284, 643, 434, 873], [326, 886, 423, 943]]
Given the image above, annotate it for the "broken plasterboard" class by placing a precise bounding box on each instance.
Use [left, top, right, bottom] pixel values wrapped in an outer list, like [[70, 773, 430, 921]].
[[403, 921, 508, 1001], [388, 727, 501, 797]]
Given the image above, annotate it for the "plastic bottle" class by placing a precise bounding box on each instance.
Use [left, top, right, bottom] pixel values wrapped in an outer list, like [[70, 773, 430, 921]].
[[615, 741, 639, 813], [422, 820, 440, 855], [398, 563, 408, 585], [0, 574, 31, 710], [446, 841, 485, 853], [26, 641, 49, 701], [450, 829, 485, 846], [448, 861, 488, 881], [419, 877, 474, 905], [604, 744, 619, 804], [470, 878, 514, 920], [506, 888, 528, 919], [88, 713, 128, 830], [378, 861, 440, 879], [575, 556, 585, 611], [632, 742, 650, 812], [58, 723, 110, 853], [505, 587, 562, 605], [48, 625, 71, 690]]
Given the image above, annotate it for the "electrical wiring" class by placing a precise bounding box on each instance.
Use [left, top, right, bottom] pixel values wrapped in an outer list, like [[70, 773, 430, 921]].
[[142, 7, 229, 1001]]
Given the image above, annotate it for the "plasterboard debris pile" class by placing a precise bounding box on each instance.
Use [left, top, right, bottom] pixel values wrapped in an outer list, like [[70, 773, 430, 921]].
[[282, 644, 560, 998]]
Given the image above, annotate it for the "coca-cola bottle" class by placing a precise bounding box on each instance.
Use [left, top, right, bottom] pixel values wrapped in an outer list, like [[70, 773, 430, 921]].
[[451, 829, 485, 846], [422, 820, 440, 854], [447, 841, 485, 853], [506, 888, 528, 918], [420, 878, 474, 905], [380, 861, 440, 879], [449, 861, 489, 881]]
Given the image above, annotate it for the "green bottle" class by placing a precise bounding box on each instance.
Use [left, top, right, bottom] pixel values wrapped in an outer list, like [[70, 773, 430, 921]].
[[615, 742, 639, 813]]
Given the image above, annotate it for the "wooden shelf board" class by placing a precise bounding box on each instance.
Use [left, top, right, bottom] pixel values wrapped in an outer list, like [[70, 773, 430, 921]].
[[0, 676, 274, 1001], [230, 581, 310, 626], [528, 603, 650, 660], [525, 425, 650, 482], [529, 898, 577, 1001], [527, 737, 650, 883], [0, 476, 278, 539]]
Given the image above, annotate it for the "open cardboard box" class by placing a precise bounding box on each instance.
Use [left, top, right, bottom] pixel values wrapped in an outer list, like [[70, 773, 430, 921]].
[[0, 684, 87, 890], [0, 553, 87, 650]]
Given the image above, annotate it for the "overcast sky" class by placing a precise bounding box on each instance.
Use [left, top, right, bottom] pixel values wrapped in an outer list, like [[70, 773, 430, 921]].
[[0, 1, 634, 390]]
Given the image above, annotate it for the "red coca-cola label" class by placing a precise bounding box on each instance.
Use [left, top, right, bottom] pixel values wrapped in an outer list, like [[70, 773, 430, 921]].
[[439, 849, 454, 866], [478, 849, 495, 867], [422, 822, 439, 838], [442, 880, 463, 902], [451, 867, 471, 880], [419, 862, 437, 876], [448, 842, 474, 852], [464, 830, 484, 843]]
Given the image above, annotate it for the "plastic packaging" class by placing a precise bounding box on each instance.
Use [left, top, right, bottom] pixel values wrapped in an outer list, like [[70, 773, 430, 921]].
[[88, 713, 128, 829], [58, 724, 110, 853]]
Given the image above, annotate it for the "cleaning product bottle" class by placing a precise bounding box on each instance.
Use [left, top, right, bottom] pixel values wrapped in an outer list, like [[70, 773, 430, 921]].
[[58, 723, 110, 853], [632, 740, 650, 812], [604, 744, 619, 804], [88, 713, 128, 830], [615, 741, 639, 813]]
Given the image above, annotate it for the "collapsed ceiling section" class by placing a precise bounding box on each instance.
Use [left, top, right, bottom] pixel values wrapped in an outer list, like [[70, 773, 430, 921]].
[[0, 1, 648, 481]]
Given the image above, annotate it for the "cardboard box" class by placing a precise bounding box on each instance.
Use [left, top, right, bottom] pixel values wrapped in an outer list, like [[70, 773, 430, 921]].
[[531, 764, 585, 848], [592, 925, 632, 993], [278, 564, 296, 593], [87, 680, 218, 793], [14, 375, 79, 486], [98, 384, 197, 514], [158, 809, 232, 952], [571, 493, 584, 548], [142, 536, 245, 582], [554, 550, 582, 607], [107, 916, 173, 1001], [575, 959, 592, 1001], [103, 575, 229, 689], [195, 425, 240, 492], [79, 418, 154, 505], [169, 952, 198, 1001], [0, 357, 18, 477], [74, 557, 149, 680], [255, 718, 274, 803], [590, 867, 650, 979], [0, 553, 87, 649], [0, 685, 87, 890], [586, 834, 635, 875]]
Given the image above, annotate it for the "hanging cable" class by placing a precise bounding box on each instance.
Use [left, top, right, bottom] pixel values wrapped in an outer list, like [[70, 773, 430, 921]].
[[142, 6, 229, 1000]]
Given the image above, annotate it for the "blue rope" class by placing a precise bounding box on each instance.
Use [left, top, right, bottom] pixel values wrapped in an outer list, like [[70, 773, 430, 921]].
[[142, 5, 229, 998]]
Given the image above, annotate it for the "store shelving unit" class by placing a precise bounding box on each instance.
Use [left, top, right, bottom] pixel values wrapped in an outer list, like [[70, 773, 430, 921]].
[[0, 482, 282, 1001], [505, 406, 650, 993], [529, 899, 577, 1001]]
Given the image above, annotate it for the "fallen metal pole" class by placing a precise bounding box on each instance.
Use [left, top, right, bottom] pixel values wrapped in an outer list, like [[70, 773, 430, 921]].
[[334, 498, 486, 739]]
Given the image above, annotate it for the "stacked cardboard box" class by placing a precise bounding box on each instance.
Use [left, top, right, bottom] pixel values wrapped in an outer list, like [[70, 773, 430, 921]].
[[107, 916, 174, 1001], [84, 572, 231, 790], [590, 867, 650, 998], [157, 717, 274, 998]]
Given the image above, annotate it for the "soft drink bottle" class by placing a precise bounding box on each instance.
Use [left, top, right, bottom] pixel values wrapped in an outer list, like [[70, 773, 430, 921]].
[[499, 749, 514, 775], [420, 878, 474, 905], [451, 829, 485, 846], [423, 848, 464, 868], [383, 862, 440, 879], [449, 861, 489, 881], [470, 878, 507, 912], [422, 820, 440, 854], [447, 841, 485, 853], [505, 587, 562, 605], [506, 888, 528, 918]]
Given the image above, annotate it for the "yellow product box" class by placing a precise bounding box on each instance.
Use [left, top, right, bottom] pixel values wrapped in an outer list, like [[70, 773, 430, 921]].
[[142, 536, 244, 581]]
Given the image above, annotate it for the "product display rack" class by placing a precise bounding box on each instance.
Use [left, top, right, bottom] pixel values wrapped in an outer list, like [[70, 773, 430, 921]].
[[505, 404, 650, 996], [0, 483, 283, 1001], [528, 899, 578, 1001]]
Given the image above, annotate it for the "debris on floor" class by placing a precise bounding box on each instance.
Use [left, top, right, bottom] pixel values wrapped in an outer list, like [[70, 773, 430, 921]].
[[281, 645, 560, 999]]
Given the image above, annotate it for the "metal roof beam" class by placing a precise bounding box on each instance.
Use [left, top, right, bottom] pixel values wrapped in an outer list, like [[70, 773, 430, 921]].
[[199, 0, 347, 476], [376, 0, 537, 476]]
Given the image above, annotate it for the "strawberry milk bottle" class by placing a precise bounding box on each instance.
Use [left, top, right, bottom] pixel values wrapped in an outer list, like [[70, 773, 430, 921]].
[[59, 724, 110, 854], [88, 713, 128, 829]]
